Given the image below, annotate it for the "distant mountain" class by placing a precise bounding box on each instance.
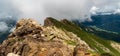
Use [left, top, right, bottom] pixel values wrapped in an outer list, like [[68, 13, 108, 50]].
[[73, 20, 120, 43], [81, 14, 120, 33]]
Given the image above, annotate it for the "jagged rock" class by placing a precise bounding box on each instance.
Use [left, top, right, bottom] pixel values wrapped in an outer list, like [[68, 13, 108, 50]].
[[74, 44, 91, 56], [44, 17, 54, 26], [0, 18, 93, 56], [9, 19, 43, 37]]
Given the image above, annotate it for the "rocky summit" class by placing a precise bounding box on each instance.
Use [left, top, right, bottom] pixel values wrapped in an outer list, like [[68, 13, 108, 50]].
[[0, 18, 94, 56]]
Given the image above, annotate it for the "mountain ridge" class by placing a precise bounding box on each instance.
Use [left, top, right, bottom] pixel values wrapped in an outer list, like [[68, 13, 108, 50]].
[[0, 17, 120, 56], [44, 17, 120, 56], [0, 18, 94, 56]]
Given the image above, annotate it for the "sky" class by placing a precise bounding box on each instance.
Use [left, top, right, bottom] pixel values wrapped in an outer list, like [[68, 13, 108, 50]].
[[0, 0, 120, 31]]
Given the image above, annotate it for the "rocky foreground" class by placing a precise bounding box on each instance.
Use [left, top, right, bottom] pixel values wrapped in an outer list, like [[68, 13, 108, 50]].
[[0, 18, 97, 56]]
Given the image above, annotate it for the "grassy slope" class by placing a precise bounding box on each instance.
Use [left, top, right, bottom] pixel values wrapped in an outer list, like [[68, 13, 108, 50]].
[[90, 26, 120, 43], [47, 17, 120, 56]]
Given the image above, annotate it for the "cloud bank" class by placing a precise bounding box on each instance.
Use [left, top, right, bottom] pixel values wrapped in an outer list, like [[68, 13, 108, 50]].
[[0, 22, 9, 32], [91, 0, 120, 14], [0, 0, 120, 24], [11, 0, 94, 23], [0, 0, 91, 31]]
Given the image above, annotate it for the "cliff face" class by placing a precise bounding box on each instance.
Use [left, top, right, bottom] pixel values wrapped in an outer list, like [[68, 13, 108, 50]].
[[0, 18, 93, 56]]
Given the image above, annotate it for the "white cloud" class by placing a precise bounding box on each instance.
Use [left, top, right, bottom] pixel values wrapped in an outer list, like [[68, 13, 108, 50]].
[[92, 0, 119, 7], [91, 0, 120, 14], [0, 0, 120, 24], [0, 22, 9, 32], [114, 9, 120, 14], [11, 0, 94, 23], [90, 6, 99, 14], [9, 27, 15, 32]]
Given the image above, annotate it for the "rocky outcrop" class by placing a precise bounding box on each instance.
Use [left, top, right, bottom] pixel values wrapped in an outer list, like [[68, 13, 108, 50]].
[[44, 17, 54, 26], [0, 18, 94, 56]]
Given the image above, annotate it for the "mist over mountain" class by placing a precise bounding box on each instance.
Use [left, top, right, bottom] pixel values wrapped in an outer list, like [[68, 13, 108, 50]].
[[1, 0, 120, 24], [0, 17, 17, 43]]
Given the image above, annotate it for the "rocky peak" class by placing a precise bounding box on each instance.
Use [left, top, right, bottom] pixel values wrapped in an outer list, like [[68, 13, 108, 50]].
[[16, 19, 41, 29], [9, 19, 43, 37], [61, 19, 69, 23], [44, 17, 54, 26], [0, 18, 94, 56], [61, 19, 75, 25]]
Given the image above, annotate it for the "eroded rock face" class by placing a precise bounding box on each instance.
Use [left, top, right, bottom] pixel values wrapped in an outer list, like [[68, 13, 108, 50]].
[[0, 19, 92, 56], [9, 19, 43, 37]]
